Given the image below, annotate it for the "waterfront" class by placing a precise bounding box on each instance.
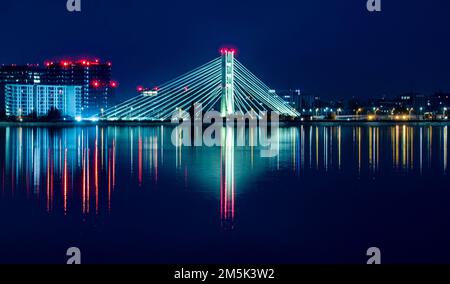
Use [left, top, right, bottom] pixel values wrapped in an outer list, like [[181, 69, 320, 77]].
[[0, 123, 449, 264]]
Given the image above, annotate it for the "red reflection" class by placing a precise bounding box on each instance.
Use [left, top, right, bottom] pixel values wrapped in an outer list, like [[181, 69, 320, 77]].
[[63, 148, 68, 215], [46, 149, 54, 212], [95, 138, 99, 214], [138, 137, 142, 186], [87, 148, 90, 214], [113, 140, 116, 188], [220, 148, 235, 229], [82, 148, 86, 214], [108, 148, 112, 213], [47, 149, 50, 212]]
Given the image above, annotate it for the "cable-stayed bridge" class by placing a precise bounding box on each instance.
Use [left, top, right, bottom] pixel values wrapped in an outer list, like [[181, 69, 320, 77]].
[[99, 49, 300, 121]]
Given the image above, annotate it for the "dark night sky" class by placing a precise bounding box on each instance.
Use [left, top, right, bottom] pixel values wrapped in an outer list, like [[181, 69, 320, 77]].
[[1, 0, 450, 101]]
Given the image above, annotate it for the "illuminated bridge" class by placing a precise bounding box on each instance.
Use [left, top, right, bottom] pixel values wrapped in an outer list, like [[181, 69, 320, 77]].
[[98, 49, 300, 121]]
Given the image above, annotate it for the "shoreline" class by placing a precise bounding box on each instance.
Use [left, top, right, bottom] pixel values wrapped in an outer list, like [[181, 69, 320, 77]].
[[0, 119, 449, 127]]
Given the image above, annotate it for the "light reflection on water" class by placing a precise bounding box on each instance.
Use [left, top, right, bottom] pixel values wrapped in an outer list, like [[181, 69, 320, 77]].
[[1, 124, 449, 219], [1, 123, 450, 263]]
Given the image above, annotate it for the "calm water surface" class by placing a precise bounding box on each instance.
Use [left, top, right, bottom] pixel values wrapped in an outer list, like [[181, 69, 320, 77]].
[[0, 123, 449, 263]]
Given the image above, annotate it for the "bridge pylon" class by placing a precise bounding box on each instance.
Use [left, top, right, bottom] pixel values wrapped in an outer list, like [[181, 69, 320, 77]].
[[220, 49, 236, 117], [98, 49, 300, 121]]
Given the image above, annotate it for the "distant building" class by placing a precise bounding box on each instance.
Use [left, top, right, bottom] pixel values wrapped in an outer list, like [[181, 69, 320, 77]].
[[1, 59, 116, 118], [0, 65, 43, 111], [429, 92, 450, 113], [275, 89, 301, 109], [398, 92, 419, 109], [5, 84, 81, 118], [44, 60, 115, 117], [297, 94, 316, 111], [412, 94, 427, 112]]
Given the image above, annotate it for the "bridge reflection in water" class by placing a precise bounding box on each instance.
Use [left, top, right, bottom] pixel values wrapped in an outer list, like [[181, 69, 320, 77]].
[[221, 127, 235, 229], [0, 124, 449, 227]]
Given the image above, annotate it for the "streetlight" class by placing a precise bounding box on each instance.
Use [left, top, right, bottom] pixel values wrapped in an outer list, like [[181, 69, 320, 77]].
[[356, 108, 363, 116]]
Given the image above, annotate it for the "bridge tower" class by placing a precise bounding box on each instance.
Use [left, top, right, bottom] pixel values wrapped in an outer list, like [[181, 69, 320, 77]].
[[220, 49, 235, 117]]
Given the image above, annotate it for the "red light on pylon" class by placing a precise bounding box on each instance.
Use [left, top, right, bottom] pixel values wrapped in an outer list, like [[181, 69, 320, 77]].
[[220, 47, 237, 55]]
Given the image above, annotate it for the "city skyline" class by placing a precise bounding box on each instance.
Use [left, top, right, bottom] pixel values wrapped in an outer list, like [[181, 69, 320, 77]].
[[1, 1, 450, 101], [1, 54, 449, 122], [2, 0, 450, 268], [1, 54, 450, 102]]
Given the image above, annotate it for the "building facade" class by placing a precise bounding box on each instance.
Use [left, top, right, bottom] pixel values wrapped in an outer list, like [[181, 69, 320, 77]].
[[270, 89, 302, 111], [0, 65, 43, 111], [1, 59, 115, 118], [44, 60, 114, 117], [5, 84, 81, 118]]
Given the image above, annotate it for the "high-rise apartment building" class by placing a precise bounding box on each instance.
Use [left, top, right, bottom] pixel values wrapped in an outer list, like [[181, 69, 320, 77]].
[[44, 60, 115, 117], [5, 84, 81, 118], [0, 65, 44, 111], [1, 59, 116, 117]]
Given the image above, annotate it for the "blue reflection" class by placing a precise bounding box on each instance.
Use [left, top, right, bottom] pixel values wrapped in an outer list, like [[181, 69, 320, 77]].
[[0, 123, 450, 263]]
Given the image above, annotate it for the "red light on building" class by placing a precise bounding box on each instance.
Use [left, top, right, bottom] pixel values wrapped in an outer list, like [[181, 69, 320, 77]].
[[184, 86, 189, 92], [153, 87, 160, 91], [61, 60, 71, 67], [92, 80, 100, 88], [137, 86, 144, 92], [110, 81, 118, 88]]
